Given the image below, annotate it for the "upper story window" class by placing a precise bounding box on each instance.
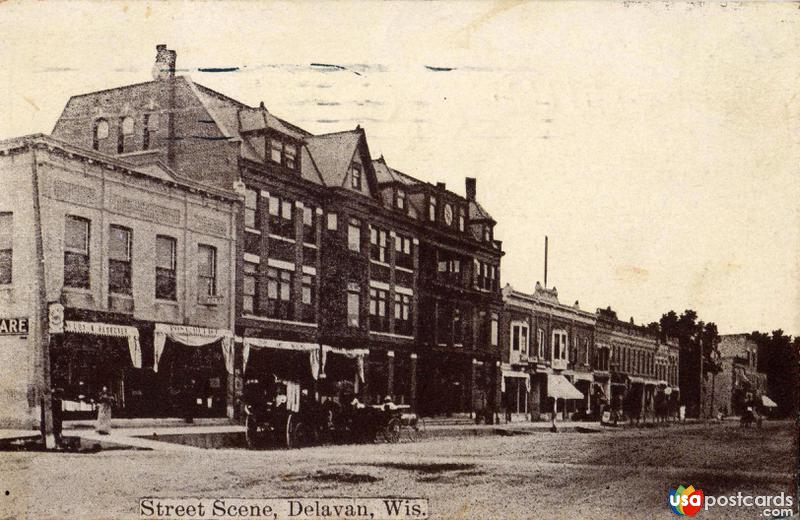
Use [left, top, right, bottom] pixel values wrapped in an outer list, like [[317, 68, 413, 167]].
[[347, 282, 360, 327], [197, 244, 217, 296], [394, 234, 413, 270], [266, 266, 293, 320], [395, 189, 406, 210], [483, 226, 492, 242], [0, 213, 12, 284], [490, 313, 499, 347], [118, 116, 134, 154], [92, 119, 109, 151], [242, 261, 259, 315], [394, 293, 412, 336], [511, 322, 529, 355], [244, 188, 260, 229], [302, 205, 317, 244], [269, 138, 299, 170], [348, 218, 361, 252], [285, 143, 298, 170], [268, 195, 294, 239], [369, 226, 388, 263], [428, 195, 437, 222], [458, 207, 465, 232], [244, 188, 259, 229], [270, 138, 283, 163], [300, 274, 316, 323], [108, 225, 132, 295], [326, 212, 338, 231], [64, 215, 90, 289], [142, 113, 160, 150], [552, 330, 568, 360], [351, 163, 362, 190], [368, 287, 390, 332], [155, 235, 177, 301]]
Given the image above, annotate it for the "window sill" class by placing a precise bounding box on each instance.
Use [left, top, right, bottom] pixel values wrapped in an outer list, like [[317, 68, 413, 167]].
[[241, 314, 318, 327], [245, 227, 262, 235], [369, 259, 391, 268], [395, 266, 414, 274], [302, 242, 318, 249], [64, 287, 92, 294], [369, 331, 414, 340], [268, 234, 296, 244], [155, 299, 179, 305]]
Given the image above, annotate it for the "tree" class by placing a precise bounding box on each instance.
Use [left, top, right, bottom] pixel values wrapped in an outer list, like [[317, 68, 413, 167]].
[[750, 330, 798, 418], [659, 310, 720, 417]]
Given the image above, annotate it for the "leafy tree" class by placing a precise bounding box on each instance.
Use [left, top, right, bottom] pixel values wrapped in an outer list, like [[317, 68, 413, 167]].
[[750, 330, 798, 418]]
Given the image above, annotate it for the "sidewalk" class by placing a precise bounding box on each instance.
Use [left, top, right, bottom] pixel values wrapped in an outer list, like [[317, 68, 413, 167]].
[[1, 417, 705, 451]]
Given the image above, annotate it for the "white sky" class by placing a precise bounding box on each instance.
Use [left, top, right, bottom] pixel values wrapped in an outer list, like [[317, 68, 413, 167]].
[[1, 1, 798, 335]]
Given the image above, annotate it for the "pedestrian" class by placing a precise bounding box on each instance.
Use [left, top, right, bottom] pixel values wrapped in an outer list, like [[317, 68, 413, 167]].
[[95, 386, 114, 435]]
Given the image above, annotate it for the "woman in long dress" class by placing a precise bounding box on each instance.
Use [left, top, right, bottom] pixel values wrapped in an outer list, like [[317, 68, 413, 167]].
[[96, 386, 114, 434]]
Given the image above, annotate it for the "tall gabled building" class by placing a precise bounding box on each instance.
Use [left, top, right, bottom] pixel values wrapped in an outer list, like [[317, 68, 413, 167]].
[[49, 45, 504, 418]]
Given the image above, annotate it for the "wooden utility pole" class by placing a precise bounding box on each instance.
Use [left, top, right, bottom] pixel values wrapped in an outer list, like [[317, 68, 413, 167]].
[[31, 147, 54, 448]]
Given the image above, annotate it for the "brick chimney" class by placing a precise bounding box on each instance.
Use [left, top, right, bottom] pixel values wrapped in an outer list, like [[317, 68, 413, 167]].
[[465, 177, 476, 201], [152, 44, 177, 80], [436, 182, 446, 191]]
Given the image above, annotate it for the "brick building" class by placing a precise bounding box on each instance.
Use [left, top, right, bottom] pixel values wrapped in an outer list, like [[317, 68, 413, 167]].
[[49, 45, 503, 418], [0, 134, 237, 427]]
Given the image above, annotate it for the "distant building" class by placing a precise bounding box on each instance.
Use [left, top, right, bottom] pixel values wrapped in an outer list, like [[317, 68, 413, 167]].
[[595, 307, 679, 421], [702, 334, 768, 416], [500, 283, 595, 421], [0, 135, 237, 427]]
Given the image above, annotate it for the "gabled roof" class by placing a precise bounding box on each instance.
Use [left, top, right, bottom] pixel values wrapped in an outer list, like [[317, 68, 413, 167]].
[[304, 130, 362, 187], [469, 200, 495, 223], [373, 157, 422, 187]]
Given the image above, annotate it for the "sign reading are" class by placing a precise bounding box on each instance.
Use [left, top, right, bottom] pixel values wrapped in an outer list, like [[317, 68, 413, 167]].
[[0, 317, 29, 335]]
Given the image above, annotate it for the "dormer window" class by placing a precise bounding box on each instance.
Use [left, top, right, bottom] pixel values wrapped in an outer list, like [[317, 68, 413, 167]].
[[285, 143, 297, 170], [118, 116, 134, 154], [458, 207, 465, 232], [396, 189, 406, 210], [92, 119, 109, 150], [483, 226, 491, 242], [428, 195, 437, 222], [270, 138, 283, 163], [351, 163, 362, 190]]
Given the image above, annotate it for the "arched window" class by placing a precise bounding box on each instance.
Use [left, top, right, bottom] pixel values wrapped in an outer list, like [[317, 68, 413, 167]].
[[118, 116, 134, 154], [92, 119, 109, 150]]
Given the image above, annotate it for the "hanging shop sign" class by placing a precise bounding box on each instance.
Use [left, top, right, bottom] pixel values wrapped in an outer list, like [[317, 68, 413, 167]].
[[0, 317, 28, 335]]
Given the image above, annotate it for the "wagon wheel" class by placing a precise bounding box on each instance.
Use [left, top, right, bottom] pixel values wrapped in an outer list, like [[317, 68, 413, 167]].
[[382, 417, 402, 444], [245, 415, 262, 449], [285, 414, 310, 449]]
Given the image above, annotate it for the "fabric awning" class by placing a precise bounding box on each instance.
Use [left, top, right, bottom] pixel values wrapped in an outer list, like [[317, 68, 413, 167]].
[[321, 345, 368, 383], [761, 395, 778, 408], [501, 369, 530, 392], [547, 374, 584, 400], [65, 320, 141, 369], [154, 323, 234, 374], [628, 376, 645, 384], [239, 337, 321, 379]]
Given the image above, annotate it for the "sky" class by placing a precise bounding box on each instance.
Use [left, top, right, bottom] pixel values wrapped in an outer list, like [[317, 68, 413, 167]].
[[1, 1, 798, 336]]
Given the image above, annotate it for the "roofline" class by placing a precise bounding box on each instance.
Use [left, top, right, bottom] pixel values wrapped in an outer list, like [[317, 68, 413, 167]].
[[0, 134, 238, 202]]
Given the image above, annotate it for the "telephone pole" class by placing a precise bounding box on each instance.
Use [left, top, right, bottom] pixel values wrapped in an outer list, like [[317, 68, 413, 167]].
[[31, 147, 54, 448]]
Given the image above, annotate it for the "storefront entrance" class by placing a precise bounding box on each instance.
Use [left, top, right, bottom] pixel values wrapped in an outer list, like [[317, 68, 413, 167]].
[[156, 338, 227, 418]]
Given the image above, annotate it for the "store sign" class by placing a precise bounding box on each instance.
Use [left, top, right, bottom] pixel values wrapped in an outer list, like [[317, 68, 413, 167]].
[[0, 317, 29, 335]]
